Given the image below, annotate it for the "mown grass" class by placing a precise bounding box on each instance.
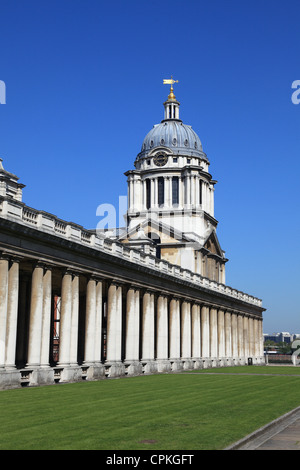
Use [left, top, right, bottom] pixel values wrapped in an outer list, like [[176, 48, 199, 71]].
[[184, 365, 300, 375], [0, 366, 299, 450]]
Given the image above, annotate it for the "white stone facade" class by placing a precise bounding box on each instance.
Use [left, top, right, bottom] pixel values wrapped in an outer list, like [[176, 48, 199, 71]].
[[0, 87, 265, 389]]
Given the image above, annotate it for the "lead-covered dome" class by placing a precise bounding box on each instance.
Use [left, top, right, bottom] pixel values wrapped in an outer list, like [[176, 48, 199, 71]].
[[137, 84, 207, 160], [139, 120, 204, 158]]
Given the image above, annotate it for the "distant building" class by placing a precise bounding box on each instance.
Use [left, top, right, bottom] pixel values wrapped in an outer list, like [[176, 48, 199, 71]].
[[264, 332, 299, 344]]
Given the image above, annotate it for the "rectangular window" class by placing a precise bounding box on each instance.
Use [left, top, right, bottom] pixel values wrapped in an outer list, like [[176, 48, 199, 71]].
[[146, 179, 151, 209], [158, 177, 164, 206], [172, 176, 179, 205], [199, 179, 202, 205]]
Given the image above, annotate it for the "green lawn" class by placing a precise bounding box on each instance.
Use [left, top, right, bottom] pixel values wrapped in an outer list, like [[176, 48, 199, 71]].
[[0, 366, 300, 450]]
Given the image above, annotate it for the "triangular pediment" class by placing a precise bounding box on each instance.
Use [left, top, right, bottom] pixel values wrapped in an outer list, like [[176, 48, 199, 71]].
[[119, 217, 190, 245], [202, 230, 226, 260]]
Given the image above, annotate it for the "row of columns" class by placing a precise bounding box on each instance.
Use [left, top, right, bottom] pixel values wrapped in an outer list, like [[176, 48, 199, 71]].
[[0, 254, 264, 387], [128, 174, 214, 215], [106, 285, 264, 370]]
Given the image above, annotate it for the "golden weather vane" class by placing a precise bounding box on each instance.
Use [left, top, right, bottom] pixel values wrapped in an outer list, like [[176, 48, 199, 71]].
[[163, 76, 179, 100]]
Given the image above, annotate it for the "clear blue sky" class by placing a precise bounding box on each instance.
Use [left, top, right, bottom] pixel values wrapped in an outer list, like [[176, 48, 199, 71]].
[[0, 0, 299, 334]]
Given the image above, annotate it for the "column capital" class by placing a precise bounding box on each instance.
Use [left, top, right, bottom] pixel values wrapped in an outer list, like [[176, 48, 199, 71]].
[[31, 259, 46, 270], [109, 279, 124, 288], [0, 251, 12, 261], [157, 291, 170, 299], [61, 266, 75, 276], [127, 283, 140, 292], [143, 288, 156, 296]]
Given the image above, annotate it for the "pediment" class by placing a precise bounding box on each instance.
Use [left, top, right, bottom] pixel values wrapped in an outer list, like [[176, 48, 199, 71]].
[[202, 230, 225, 259], [119, 217, 190, 245]]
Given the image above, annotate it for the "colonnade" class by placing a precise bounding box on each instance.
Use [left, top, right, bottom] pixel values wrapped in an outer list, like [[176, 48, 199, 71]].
[[128, 173, 214, 216], [0, 252, 264, 389]]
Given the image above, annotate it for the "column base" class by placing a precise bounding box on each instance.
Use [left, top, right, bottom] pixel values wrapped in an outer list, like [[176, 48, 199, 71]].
[[0, 368, 21, 390], [82, 363, 106, 380], [55, 365, 82, 383], [182, 359, 194, 371], [193, 358, 205, 370], [156, 359, 172, 373], [170, 359, 184, 372], [104, 361, 126, 378], [21, 366, 55, 386], [124, 361, 143, 376], [141, 360, 158, 374]]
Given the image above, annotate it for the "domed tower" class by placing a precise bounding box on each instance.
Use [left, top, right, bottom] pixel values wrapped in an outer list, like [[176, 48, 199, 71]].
[[122, 80, 227, 283]]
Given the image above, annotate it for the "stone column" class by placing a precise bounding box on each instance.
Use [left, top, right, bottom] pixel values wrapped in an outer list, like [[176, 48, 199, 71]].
[[217, 309, 225, 360], [237, 314, 244, 362], [200, 305, 210, 360], [150, 179, 155, 207], [16, 274, 30, 367], [259, 319, 264, 359], [224, 311, 232, 361], [191, 174, 195, 206], [156, 295, 170, 372], [192, 304, 201, 368], [5, 259, 20, 369], [40, 267, 52, 368], [141, 291, 156, 372], [209, 307, 218, 360], [179, 177, 184, 208], [165, 177, 171, 208], [231, 313, 238, 359], [254, 318, 259, 358], [69, 274, 79, 366], [248, 317, 254, 357], [84, 277, 104, 379], [58, 270, 73, 367], [243, 315, 249, 359], [0, 255, 9, 368], [106, 282, 124, 376], [169, 298, 181, 370], [181, 301, 192, 369], [125, 287, 141, 375], [94, 279, 103, 364], [84, 277, 97, 365], [27, 262, 44, 367]]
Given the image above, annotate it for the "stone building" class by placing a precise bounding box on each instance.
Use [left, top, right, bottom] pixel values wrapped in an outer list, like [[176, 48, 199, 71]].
[[0, 83, 265, 389]]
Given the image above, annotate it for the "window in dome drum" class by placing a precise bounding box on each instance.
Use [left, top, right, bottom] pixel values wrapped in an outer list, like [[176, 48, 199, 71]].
[[199, 179, 202, 205], [146, 179, 151, 209], [158, 177, 164, 206], [172, 176, 179, 205]]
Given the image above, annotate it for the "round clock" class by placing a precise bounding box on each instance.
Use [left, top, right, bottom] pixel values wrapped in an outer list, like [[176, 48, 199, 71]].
[[153, 154, 168, 167]]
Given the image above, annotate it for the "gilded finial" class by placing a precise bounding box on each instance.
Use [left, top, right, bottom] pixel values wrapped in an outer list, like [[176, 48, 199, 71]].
[[163, 76, 179, 100]]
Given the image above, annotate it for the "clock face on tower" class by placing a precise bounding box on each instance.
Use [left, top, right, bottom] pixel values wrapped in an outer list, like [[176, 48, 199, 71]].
[[153, 154, 168, 167]]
